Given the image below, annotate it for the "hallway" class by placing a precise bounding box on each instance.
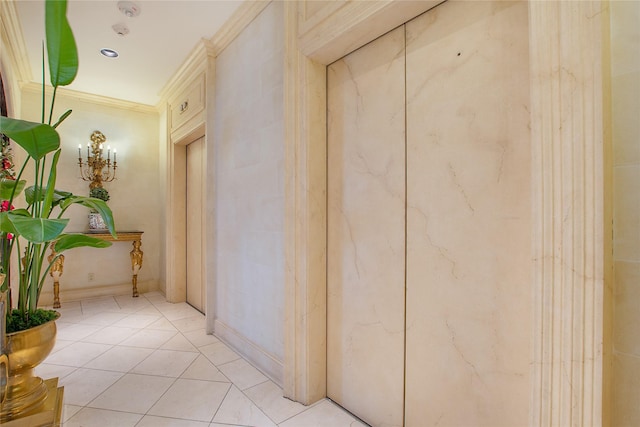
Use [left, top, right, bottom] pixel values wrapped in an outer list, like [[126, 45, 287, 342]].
[[38, 293, 365, 427]]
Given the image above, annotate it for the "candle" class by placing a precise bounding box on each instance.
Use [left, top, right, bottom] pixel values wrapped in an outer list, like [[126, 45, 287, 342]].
[[87, 143, 90, 157], [114, 149, 117, 163], [107, 146, 111, 161], [78, 144, 82, 157]]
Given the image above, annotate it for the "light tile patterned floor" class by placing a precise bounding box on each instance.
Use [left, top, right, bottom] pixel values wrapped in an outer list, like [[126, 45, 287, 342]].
[[38, 292, 367, 427]]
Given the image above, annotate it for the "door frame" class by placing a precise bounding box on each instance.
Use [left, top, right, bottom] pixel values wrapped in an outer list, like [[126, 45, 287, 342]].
[[282, 2, 609, 425], [164, 43, 214, 307]]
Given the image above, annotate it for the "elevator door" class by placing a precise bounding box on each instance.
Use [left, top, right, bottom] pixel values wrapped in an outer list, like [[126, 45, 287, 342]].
[[327, 25, 407, 427], [327, 1, 530, 426], [186, 137, 205, 312]]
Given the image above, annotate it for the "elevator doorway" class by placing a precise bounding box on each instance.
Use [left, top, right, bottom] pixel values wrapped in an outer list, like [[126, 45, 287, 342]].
[[186, 136, 205, 313]]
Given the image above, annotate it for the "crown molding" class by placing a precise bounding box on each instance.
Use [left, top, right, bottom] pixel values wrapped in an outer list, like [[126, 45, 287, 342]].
[[0, 0, 33, 83], [21, 81, 158, 115], [209, 0, 270, 56], [158, 39, 213, 104], [158, 1, 270, 108]]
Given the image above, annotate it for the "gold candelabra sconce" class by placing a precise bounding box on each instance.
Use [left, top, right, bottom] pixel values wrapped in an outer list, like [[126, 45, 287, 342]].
[[78, 130, 117, 189]]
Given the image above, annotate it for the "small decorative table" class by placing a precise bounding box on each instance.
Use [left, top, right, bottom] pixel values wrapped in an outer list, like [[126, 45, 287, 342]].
[[48, 231, 144, 308]]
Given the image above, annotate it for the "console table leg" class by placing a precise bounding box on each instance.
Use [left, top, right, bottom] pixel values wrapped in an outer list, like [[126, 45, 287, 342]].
[[130, 240, 143, 298], [48, 244, 64, 308], [52, 281, 61, 309]]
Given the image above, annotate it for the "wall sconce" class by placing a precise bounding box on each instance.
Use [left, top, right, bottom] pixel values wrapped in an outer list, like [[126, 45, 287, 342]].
[[78, 130, 117, 189]]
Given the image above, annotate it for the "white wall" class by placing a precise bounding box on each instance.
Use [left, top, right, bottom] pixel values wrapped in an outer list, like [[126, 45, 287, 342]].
[[19, 88, 161, 304], [212, 1, 285, 377]]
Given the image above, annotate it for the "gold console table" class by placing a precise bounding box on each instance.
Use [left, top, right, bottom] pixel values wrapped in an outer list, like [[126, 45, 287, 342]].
[[49, 231, 144, 308]]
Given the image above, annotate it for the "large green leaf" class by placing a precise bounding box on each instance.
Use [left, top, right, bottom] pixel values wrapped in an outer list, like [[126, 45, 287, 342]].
[[46, 0, 78, 87], [0, 117, 60, 160], [25, 186, 72, 206], [59, 196, 116, 238], [0, 212, 18, 235], [54, 233, 112, 253], [7, 214, 68, 243], [0, 178, 26, 200]]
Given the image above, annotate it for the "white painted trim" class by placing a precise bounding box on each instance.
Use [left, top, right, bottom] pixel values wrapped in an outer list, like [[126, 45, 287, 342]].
[[214, 319, 284, 386], [528, 1, 607, 425], [283, 1, 327, 405], [21, 82, 158, 114], [0, 0, 33, 84]]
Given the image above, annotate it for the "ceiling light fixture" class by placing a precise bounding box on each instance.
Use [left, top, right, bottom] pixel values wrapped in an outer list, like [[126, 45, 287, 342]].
[[100, 48, 119, 58], [117, 1, 141, 18]]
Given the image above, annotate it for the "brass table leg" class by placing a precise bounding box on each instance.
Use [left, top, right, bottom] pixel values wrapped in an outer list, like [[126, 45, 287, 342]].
[[48, 244, 64, 309], [130, 240, 143, 298]]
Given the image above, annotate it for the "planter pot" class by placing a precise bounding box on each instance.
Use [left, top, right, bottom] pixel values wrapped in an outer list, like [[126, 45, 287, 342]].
[[0, 314, 59, 422], [88, 212, 107, 231]]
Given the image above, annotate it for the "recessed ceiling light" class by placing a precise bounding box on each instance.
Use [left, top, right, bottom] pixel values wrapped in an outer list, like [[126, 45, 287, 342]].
[[100, 48, 119, 58]]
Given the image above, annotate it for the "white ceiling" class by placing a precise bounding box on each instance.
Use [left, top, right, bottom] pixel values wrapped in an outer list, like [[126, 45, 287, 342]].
[[15, 0, 243, 106]]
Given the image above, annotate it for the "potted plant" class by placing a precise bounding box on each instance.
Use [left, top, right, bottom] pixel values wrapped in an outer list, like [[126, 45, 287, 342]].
[[88, 186, 110, 230], [0, 0, 115, 420]]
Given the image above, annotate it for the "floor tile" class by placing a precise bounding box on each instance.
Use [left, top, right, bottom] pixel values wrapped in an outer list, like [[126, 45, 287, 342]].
[[172, 315, 206, 332], [162, 305, 202, 321], [278, 399, 368, 427], [78, 311, 129, 326], [200, 341, 241, 366], [218, 358, 268, 390], [41, 294, 354, 426], [148, 317, 179, 331], [115, 294, 153, 312], [148, 378, 230, 422], [183, 329, 220, 348], [64, 407, 143, 427], [131, 349, 199, 377], [136, 415, 211, 426], [136, 304, 163, 316], [113, 313, 161, 328], [81, 325, 138, 345], [244, 380, 307, 424], [34, 363, 76, 380], [119, 328, 177, 348], [88, 373, 175, 413], [144, 291, 166, 303], [80, 296, 121, 314], [59, 368, 124, 406], [62, 404, 82, 423], [44, 341, 112, 367], [84, 346, 154, 372], [181, 355, 230, 383], [161, 333, 199, 352], [50, 338, 74, 354], [212, 385, 276, 427], [56, 323, 103, 341]]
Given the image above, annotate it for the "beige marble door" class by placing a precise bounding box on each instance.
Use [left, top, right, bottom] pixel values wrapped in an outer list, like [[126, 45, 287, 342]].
[[404, 1, 532, 425], [326, 26, 407, 427], [186, 137, 205, 313]]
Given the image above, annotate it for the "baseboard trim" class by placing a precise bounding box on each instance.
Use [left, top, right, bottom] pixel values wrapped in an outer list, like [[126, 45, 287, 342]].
[[214, 319, 284, 387], [39, 279, 158, 307]]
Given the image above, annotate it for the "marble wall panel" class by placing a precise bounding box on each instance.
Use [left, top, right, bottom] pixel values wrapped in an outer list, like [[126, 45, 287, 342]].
[[611, 0, 640, 423], [213, 1, 285, 363], [404, 2, 531, 425], [326, 25, 406, 427]]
